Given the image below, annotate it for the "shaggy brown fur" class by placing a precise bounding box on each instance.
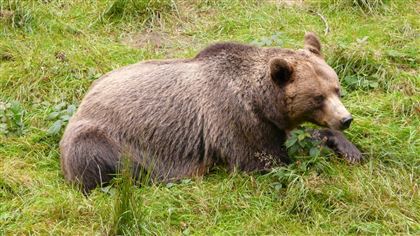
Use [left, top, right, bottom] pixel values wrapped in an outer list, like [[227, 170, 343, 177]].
[[60, 32, 361, 193]]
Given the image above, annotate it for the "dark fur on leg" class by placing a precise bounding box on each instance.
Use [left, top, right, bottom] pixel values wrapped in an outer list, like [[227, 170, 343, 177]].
[[60, 123, 121, 194], [310, 128, 363, 163]]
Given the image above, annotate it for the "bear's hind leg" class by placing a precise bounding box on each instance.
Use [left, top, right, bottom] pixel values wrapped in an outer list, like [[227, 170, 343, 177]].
[[60, 122, 120, 194]]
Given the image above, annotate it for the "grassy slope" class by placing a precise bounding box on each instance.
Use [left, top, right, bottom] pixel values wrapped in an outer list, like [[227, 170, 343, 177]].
[[0, 0, 419, 234]]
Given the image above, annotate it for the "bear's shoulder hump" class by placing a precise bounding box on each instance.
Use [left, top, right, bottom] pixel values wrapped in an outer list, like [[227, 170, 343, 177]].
[[194, 42, 256, 59]]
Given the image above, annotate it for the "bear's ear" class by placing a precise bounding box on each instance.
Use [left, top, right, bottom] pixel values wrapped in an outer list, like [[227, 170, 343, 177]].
[[304, 32, 322, 56], [270, 58, 293, 86]]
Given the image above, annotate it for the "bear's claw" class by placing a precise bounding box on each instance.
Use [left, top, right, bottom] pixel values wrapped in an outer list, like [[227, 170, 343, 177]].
[[331, 137, 363, 163]]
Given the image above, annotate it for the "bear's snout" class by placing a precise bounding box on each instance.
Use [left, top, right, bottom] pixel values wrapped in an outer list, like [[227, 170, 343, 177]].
[[321, 95, 352, 130]]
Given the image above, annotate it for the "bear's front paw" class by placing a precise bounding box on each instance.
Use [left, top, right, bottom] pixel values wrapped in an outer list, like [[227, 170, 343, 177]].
[[332, 138, 363, 164]]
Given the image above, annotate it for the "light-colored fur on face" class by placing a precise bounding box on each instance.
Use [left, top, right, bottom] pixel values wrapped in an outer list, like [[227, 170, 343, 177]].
[[278, 33, 351, 130]]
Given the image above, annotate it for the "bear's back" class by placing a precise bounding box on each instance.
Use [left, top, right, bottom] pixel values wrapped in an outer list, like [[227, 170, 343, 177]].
[[71, 42, 268, 139]]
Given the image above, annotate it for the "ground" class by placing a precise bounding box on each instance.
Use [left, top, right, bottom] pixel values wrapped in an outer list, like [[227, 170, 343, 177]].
[[0, 0, 419, 235]]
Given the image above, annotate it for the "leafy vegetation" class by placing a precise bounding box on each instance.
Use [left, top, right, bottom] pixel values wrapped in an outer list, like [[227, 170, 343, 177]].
[[251, 32, 284, 47], [0, 101, 25, 136], [0, 0, 419, 235], [46, 102, 77, 136]]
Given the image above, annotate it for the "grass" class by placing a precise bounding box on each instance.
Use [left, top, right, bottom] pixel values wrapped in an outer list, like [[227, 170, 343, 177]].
[[1, 0, 419, 234], [110, 154, 145, 235]]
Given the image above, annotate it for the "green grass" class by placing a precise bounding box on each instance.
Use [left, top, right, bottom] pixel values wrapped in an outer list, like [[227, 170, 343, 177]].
[[1, 0, 419, 234]]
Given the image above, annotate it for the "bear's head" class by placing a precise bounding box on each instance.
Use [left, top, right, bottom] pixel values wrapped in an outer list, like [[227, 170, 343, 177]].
[[269, 32, 352, 131]]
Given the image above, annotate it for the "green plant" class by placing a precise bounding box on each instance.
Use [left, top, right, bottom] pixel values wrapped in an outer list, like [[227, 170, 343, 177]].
[[0, 101, 25, 136], [283, 128, 335, 175], [251, 32, 284, 47], [342, 75, 379, 90], [46, 102, 77, 135], [285, 129, 324, 159], [270, 128, 334, 189]]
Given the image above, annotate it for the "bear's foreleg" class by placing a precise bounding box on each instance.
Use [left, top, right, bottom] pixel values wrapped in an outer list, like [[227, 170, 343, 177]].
[[310, 129, 363, 163]]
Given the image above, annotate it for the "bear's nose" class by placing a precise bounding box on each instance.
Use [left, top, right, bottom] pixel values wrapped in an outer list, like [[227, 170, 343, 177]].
[[340, 116, 353, 130]]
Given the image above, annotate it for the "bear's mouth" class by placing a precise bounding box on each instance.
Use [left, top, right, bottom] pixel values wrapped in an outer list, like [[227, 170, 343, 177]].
[[323, 120, 352, 131], [308, 118, 343, 131]]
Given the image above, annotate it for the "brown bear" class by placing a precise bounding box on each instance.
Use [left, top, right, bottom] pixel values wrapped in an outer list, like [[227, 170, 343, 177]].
[[60, 32, 362, 193]]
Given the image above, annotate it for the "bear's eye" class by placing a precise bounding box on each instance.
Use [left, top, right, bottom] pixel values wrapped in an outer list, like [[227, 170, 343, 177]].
[[335, 88, 341, 97], [315, 95, 325, 103]]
